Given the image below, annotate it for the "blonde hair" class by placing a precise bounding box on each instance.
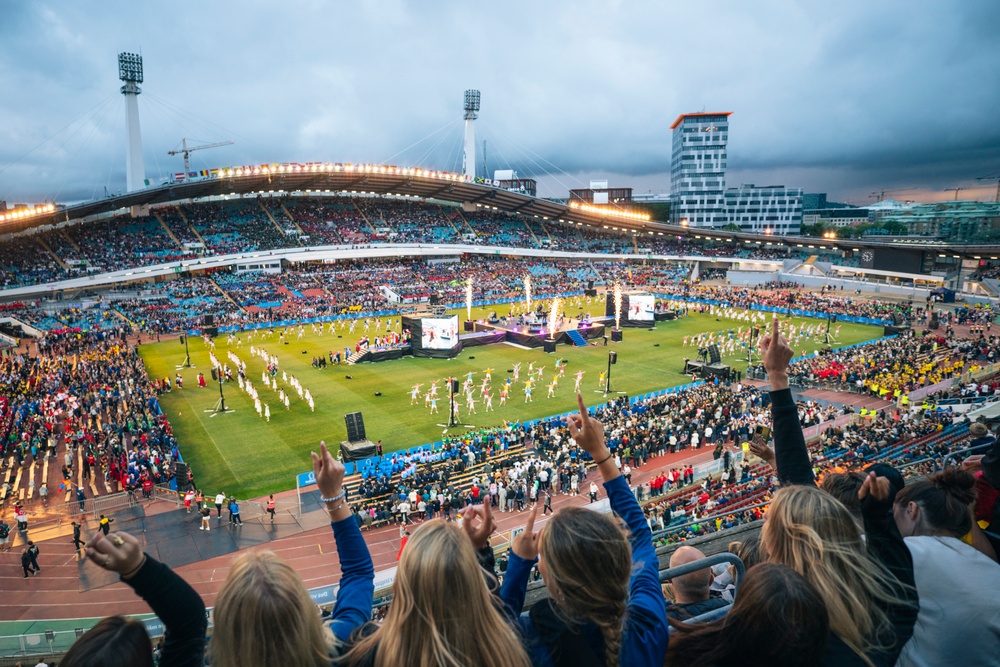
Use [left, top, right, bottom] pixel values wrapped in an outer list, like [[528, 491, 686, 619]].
[[210, 550, 334, 667], [762, 485, 905, 666], [344, 519, 529, 667], [538, 507, 631, 667]]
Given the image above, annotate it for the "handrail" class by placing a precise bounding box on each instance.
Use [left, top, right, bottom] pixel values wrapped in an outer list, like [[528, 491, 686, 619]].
[[659, 553, 745, 624]]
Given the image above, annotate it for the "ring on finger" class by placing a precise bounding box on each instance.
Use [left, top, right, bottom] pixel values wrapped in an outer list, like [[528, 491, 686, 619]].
[[112, 535, 125, 547], [104, 554, 111, 568]]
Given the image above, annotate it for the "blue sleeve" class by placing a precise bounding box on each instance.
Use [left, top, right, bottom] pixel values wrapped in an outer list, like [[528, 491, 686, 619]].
[[499, 550, 536, 618], [328, 516, 375, 643], [605, 475, 670, 667]]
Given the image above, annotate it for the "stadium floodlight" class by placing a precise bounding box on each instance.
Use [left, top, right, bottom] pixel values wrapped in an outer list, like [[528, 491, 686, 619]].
[[464, 89, 481, 114], [118, 52, 143, 84]]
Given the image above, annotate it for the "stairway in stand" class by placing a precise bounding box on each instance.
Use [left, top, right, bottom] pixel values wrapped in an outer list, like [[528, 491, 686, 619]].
[[565, 330, 588, 347]]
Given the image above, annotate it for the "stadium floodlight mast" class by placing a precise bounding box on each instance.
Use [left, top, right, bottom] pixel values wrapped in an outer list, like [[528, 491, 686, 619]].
[[462, 89, 480, 180], [118, 52, 147, 193]]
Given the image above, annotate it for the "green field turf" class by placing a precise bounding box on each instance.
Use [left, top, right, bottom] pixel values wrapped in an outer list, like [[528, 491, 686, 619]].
[[139, 300, 883, 498]]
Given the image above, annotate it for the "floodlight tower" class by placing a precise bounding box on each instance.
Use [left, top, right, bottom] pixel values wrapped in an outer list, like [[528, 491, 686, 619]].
[[119, 52, 146, 192], [462, 89, 480, 180]]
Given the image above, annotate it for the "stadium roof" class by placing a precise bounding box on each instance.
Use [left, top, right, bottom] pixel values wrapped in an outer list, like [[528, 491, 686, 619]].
[[4, 162, 1000, 258]]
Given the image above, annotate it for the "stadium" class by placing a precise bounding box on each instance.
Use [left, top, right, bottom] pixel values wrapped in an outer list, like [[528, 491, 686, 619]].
[[3, 9, 1000, 667]]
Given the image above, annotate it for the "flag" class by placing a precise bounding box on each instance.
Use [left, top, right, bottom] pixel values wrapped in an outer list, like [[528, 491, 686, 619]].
[[143, 178, 150, 186], [210, 169, 219, 177], [199, 170, 209, 177], [188, 171, 198, 178], [175, 172, 185, 181]]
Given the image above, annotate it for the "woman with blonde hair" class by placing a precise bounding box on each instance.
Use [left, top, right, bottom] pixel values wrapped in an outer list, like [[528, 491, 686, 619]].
[[211, 442, 374, 667], [501, 393, 669, 667], [69, 442, 373, 667], [760, 314, 917, 667], [341, 511, 531, 667]]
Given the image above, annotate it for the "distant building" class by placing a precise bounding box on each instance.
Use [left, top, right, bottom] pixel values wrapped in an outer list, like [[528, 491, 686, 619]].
[[802, 207, 871, 228], [569, 180, 633, 206], [802, 193, 855, 210], [723, 184, 803, 234], [670, 112, 731, 227], [879, 201, 1000, 238]]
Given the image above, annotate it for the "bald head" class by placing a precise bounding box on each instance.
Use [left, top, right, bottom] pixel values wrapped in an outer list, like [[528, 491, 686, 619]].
[[669, 546, 712, 603]]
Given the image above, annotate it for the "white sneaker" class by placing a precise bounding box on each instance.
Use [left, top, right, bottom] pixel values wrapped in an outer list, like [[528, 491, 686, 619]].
[[199, 526, 204, 530], [206, 526, 210, 531]]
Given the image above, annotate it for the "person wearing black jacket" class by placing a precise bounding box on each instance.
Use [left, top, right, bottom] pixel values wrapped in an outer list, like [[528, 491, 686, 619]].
[[61, 531, 206, 667], [758, 313, 918, 667]]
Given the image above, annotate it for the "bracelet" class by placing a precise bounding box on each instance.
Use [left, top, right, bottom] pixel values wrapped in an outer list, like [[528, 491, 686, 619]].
[[121, 554, 146, 580], [320, 490, 346, 504], [594, 452, 614, 466], [325, 501, 346, 517]]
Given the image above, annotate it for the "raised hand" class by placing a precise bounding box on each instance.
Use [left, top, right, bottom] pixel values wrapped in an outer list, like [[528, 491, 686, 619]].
[[512, 503, 541, 561], [858, 471, 891, 503], [86, 531, 145, 579], [462, 501, 496, 551], [566, 392, 607, 456], [748, 440, 776, 468], [311, 441, 346, 500], [759, 313, 794, 389]]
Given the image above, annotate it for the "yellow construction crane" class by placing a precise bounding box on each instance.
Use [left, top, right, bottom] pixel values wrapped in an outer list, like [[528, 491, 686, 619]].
[[168, 138, 234, 175]]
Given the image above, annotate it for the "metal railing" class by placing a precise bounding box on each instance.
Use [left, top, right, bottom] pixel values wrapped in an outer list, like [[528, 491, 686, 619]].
[[659, 552, 746, 624]]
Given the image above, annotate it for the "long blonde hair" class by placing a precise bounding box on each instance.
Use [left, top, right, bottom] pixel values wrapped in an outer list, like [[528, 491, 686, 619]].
[[344, 519, 530, 667], [762, 485, 904, 666], [210, 550, 334, 667], [538, 507, 631, 667]]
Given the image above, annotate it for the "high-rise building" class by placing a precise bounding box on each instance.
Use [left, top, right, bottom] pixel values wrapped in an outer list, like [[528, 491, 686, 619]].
[[723, 184, 803, 234], [670, 112, 731, 227]]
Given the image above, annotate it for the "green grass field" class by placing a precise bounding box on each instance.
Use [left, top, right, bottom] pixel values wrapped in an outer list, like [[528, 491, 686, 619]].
[[139, 301, 883, 498]]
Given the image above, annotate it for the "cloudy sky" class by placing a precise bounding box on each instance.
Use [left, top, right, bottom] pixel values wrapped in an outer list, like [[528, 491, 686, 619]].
[[1, 0, 998, 207]]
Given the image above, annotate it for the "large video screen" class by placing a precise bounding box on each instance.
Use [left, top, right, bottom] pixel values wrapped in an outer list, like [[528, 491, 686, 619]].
[[628, 294, 655, 322], [421, 316, 459, 349]]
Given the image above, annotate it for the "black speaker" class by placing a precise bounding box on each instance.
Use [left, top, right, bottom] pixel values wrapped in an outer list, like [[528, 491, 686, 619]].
[[611, 329, 623, 342], [892, 312, 903, 326], [708, 344, 721, 364], [204, 326, 218, 337], [929, 314, 939, 330], [543, 340, 556, 353], [179, 335, 185, 345], [587, 280, 594, 290], [204, 314, 214, 326], [345, 412, 366, 442], [464, 320, 474, 332], [211, 368, 218, 381], [174, 462, 191, 491], [609, 351, 617, 365]]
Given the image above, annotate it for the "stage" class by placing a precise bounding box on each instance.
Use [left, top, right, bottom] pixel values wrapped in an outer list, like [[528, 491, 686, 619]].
[[683, 359, 733, 380], [464, 316, 608, 349]]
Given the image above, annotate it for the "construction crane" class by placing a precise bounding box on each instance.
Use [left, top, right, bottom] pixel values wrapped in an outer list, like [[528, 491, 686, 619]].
[[868, 186, 916, 202], [168, 138, 234, 175], [976, 172, 1000, 203], [944, 187, 964, 201]]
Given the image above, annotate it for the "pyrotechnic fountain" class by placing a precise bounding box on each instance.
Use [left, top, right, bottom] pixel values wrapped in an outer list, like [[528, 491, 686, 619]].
[[466, 277, 473, 322], [548, 297, 561, 340], [614, 283, 623, 331]]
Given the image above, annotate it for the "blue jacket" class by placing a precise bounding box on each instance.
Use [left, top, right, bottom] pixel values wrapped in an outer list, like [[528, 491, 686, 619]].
[[327, 515, 376, 643], [500, 474, 669, 667]]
